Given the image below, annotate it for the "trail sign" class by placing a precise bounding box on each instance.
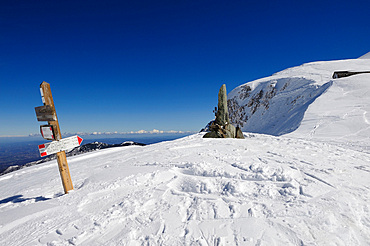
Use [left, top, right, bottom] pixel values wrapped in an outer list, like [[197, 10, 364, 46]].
[[38, 135, 83, 157], [35, 105, 56, 121], [40, 125, 56, 140], [35, 81, 74, 194]]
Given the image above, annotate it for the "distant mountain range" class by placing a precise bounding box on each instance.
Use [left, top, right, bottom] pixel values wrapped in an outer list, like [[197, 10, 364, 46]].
[[0, 141, 145, 176], [28, 130, 196, 137]]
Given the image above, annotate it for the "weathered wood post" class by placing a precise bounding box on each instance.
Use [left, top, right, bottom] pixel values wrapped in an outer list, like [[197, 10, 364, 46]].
[[38, 82, 74, 193]]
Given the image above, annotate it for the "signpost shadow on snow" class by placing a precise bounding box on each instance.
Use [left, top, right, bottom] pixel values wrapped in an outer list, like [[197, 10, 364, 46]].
[[0, 194, 50, 204]]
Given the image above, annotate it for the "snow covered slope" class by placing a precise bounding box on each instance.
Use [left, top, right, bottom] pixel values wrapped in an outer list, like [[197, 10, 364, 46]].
[[359, 51, 370, 59], [228, 57, 370, 145], [1, 55, 370, 245], [0, 133, 369, 245]]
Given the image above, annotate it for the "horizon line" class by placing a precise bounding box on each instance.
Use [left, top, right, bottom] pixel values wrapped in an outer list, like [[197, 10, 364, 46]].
[[0, 129, 198, 138]]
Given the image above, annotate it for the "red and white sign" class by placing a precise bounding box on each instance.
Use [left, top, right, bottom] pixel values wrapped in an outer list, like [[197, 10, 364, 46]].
[[38, 135, 83, 157], [40, 125, 55, 140]]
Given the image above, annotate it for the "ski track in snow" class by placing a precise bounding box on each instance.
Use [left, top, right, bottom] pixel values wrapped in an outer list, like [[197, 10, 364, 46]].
[[1, 57, 370, 245], [0, 133, 369, 245]]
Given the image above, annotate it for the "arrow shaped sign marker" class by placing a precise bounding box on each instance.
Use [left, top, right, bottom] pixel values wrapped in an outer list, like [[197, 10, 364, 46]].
[[38, 135, 83, 157]]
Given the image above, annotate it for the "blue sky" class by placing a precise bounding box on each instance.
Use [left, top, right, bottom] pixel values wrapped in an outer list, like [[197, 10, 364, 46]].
[[1, 0, 369, 136]]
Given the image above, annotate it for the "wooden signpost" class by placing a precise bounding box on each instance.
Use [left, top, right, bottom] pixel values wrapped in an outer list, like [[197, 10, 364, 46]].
[[35, 82, 76, 194]]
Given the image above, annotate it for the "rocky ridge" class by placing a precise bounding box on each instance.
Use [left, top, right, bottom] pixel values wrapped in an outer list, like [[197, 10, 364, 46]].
[[227, 57, 370, 137]]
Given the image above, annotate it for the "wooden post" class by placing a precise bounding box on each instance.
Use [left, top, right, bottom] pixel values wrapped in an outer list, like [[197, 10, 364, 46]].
[[40, 82, 74, 194]]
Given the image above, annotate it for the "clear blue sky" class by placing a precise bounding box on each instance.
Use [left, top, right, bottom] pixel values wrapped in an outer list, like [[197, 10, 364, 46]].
[[1, 0, 369, 136]]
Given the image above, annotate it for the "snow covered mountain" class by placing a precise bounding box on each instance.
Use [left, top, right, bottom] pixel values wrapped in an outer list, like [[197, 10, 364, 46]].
[[0, 55, 369, 245], [228, 56, 370, 145]]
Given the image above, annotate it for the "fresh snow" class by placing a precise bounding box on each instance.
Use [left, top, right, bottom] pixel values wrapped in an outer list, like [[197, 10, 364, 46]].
[[1, 134, 369, 245], [1, 55, 370, 245]]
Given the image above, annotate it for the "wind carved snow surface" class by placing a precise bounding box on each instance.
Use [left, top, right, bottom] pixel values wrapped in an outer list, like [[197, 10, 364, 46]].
[[228, 57, 370, 144], [228, 77, 332, 136], [0, 133, 369, 245], [1, 56, 370, 245]]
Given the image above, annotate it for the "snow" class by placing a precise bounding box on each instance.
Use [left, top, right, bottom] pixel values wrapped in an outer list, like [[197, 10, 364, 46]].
[[0, 133, 369, 245], [228, 57, 370, 147], [359, 51, 370, 59], [1, 55, 370, 245]]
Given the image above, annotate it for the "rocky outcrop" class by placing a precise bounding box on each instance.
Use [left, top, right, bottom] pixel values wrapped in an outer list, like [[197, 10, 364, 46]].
[[227, 77, 333, 136], [203, 84, 244, 139]]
